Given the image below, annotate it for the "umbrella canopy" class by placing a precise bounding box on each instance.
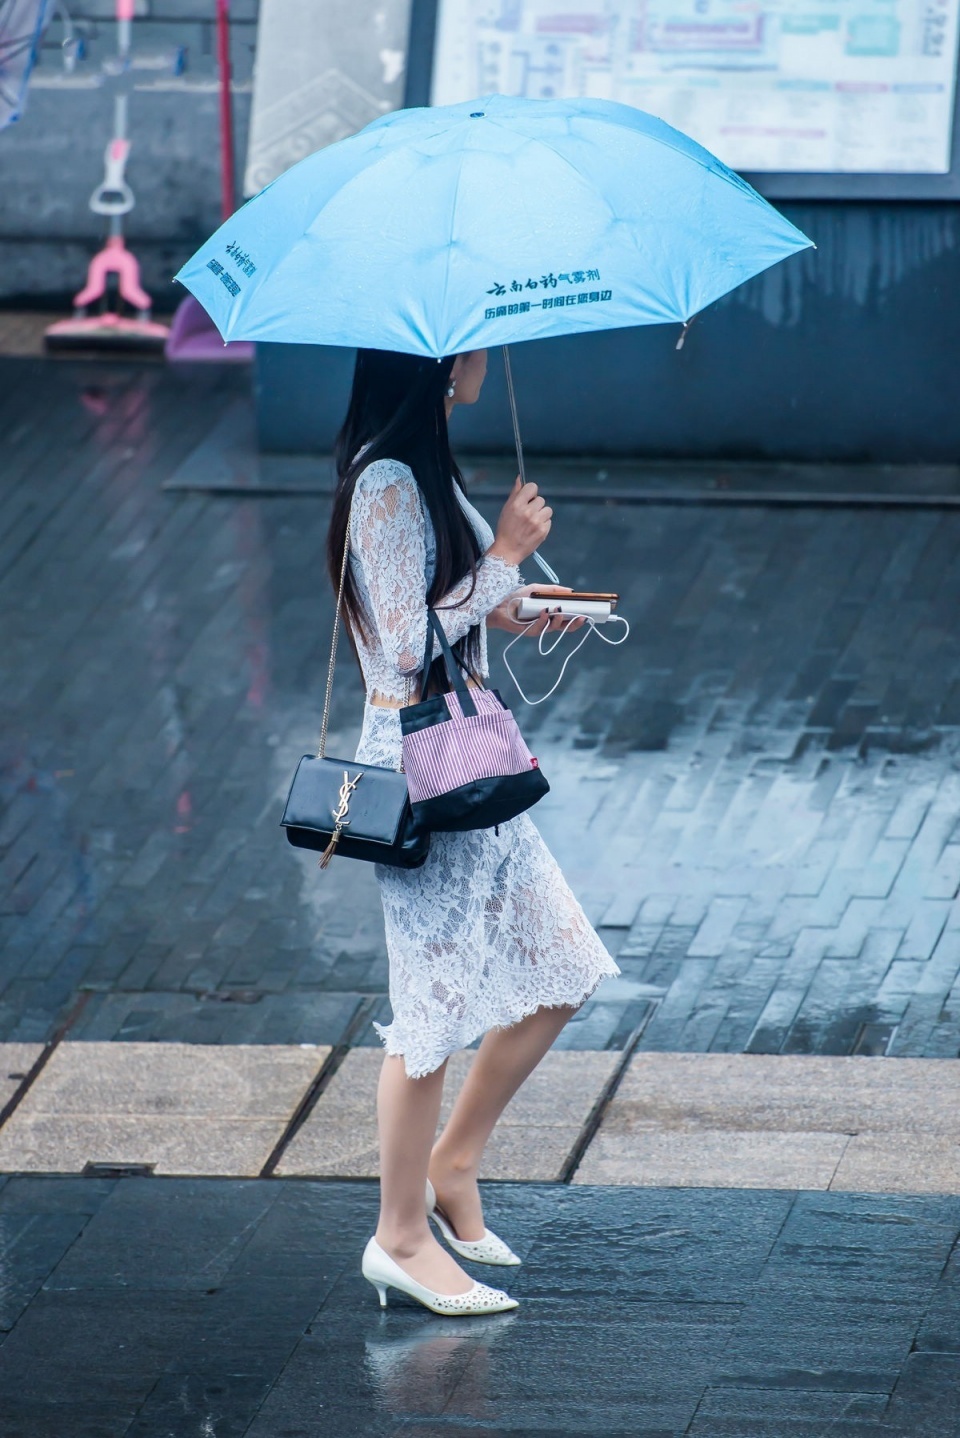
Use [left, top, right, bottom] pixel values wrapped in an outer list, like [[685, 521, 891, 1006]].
[[175, 93, 812, 359], [0, 0, 54, 130]]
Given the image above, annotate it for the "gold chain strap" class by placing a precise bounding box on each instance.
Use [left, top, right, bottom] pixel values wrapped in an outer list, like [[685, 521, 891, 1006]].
[[316, 504, 411, 761], [316, 523, 351, 759]]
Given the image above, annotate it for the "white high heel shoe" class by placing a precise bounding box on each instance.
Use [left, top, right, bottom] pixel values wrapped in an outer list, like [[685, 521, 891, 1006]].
[[426, 1177, 522, 1267], [361, 1236, 519, 1315]]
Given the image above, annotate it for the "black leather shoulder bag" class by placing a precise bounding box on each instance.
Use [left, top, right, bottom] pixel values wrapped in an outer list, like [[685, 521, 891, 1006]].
[[278, 517, 430, 870]]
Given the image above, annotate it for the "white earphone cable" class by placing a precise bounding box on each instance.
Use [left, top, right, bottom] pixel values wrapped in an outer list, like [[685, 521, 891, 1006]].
[[502, 612, 630, 705]]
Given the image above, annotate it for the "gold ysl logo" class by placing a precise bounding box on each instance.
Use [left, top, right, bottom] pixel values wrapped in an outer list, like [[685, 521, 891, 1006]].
[[332, 770, 362, 827], [318, 770, 362, 869]]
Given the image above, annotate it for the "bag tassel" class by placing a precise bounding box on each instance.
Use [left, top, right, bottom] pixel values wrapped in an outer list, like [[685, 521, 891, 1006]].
[[317, 771, 361, 868]]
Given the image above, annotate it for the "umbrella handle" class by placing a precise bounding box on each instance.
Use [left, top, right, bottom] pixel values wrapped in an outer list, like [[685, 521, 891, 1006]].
[[502, 343, 526, 486], [502, 344, 561, 586]]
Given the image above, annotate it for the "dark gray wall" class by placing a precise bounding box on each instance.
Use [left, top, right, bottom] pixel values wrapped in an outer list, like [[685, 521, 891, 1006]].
[[0, 2, 258, 306], [255, 201, 960, 464]]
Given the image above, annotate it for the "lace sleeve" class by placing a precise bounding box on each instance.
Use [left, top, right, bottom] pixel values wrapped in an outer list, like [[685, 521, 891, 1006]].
[[350, 459, 521, 679]]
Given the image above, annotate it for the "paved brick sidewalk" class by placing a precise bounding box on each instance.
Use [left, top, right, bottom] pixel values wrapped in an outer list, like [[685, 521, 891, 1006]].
[[3, 357, 960, 1061]]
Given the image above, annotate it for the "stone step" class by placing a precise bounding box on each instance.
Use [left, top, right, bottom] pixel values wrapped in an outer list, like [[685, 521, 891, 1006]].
[[0, 1041, 955, 1192]]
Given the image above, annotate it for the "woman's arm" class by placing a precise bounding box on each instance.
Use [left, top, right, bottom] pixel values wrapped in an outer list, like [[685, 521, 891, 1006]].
[[350, 460, 521, 681]]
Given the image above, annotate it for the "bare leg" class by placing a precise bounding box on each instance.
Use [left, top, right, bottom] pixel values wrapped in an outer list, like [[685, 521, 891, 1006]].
[[428, 1003, 579, 1240], [374, 1053, 477, 1294]]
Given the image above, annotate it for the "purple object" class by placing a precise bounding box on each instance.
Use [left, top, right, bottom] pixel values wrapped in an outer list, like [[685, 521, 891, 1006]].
[[164, 295, 253, 362]]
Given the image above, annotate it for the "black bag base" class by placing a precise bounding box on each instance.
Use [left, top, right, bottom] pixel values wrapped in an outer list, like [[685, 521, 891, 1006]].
[[282, 824, 429, 868], [412, 766, 550, 833]]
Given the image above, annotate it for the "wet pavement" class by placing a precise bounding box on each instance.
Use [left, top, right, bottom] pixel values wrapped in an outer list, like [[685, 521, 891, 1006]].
[[1, 355, 960, 1435], [0, 1176, 957, 1438], [4, 357, 960, 1062]]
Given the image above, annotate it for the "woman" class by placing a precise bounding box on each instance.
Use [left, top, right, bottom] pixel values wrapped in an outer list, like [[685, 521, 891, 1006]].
[[328, 346, 620, 1316]]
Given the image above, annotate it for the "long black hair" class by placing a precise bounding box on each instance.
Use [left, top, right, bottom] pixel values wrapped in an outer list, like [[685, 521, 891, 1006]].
[[329, 348, 482, 680]]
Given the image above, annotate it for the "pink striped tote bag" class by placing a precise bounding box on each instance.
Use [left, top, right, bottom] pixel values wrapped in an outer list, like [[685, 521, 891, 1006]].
[[399, 612, 549, 832]]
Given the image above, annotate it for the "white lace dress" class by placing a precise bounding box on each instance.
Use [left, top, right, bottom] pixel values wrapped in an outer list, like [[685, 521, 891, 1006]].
[[348, 457, 620, 1078]]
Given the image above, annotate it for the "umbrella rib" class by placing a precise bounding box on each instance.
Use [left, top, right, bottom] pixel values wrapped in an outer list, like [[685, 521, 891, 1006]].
[[486, 105, 782, 218], [493, 127, 676, 311], [507, 130, 623, 230], [230, 139, 428, 345], [489, 124, 789, 323], [436, 145, 469, 359]]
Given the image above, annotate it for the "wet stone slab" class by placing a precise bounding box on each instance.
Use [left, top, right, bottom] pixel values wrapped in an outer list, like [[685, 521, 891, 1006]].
[[276, 1048, 618, 1180], [602, 1053, 960, 1135], [578, 1128, 850, 1190], [832, 1133, 960, 1195], [576, 1052, 960, 1192], [0, 1041, 328, 1176], [0, 1174, 118, 1335], [0, 1177, 954, 1438]]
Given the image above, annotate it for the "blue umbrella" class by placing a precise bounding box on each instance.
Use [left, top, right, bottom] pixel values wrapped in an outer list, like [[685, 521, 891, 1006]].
[[175, 92, 812, 358]]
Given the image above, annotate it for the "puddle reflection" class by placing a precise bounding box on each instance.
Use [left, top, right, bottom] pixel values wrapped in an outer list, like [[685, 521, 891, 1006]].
[[364, 1309, 517, 1421]]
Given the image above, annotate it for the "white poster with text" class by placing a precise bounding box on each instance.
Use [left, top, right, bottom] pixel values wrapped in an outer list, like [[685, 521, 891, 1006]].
[[431, 0, 960, 172]]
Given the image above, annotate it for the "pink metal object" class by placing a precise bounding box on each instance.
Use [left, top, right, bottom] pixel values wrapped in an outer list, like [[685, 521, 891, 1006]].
[[72, 234, 152, 312], [45, 313, 170, 346], [165, 0, 252, 362], [46, 0, 172, 352], [216, 0, 235, 219]]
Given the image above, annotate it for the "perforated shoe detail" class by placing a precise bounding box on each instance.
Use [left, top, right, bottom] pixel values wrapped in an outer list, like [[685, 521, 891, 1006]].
[[422, 1282, 517, 1314], [448, 1231, 521, 1266]]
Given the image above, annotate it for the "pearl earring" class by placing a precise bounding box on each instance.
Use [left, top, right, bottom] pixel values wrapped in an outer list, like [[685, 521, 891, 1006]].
[[446, 378, 457, 398]]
